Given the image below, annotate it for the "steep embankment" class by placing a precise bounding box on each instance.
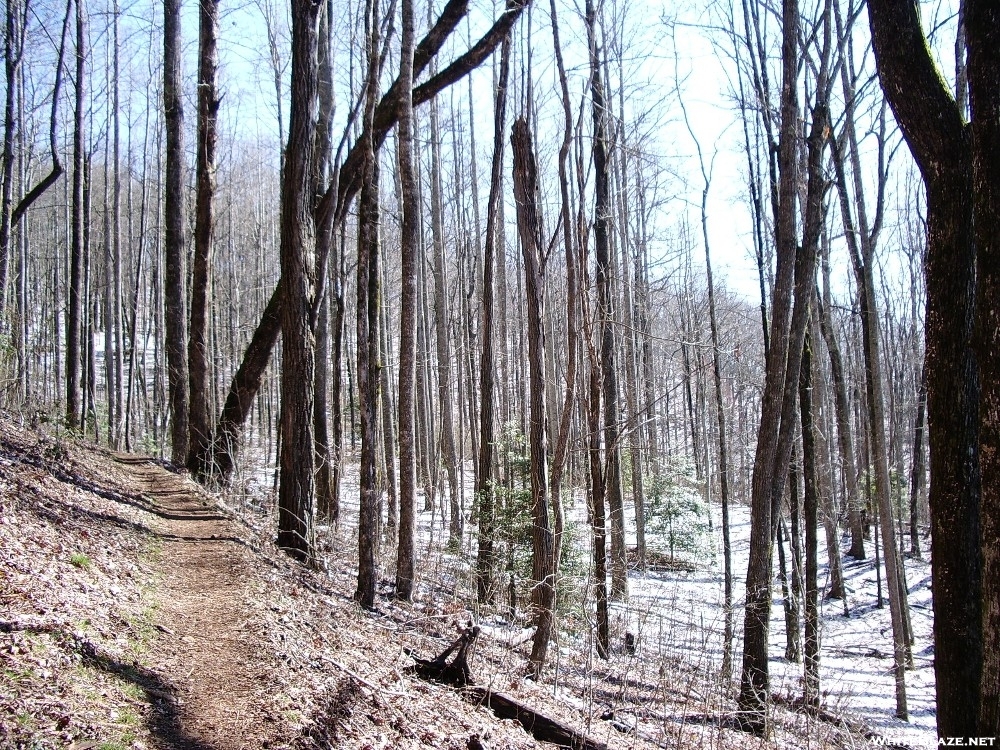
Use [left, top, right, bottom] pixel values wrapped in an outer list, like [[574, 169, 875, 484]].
[[0, 423, 549, 749], [2, 420, 883, 750]]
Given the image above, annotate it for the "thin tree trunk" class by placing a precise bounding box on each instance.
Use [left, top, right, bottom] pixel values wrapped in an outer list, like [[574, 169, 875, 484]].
[[66, 0, 86, 430], [188, 0, 219, 476], [511, 117, 554, 679], [545, 0, 576, 574], [475, 36, 510, 604], [909, 363, 926, 558], [428, 95, 461, 544], [800, 324, 820, 707], [585, 0, 626, 603], [355, 0, 381, 606], [395, 0, 418, 594]]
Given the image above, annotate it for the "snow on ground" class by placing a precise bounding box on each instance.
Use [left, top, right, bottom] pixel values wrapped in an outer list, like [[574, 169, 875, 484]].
[[231, 450, 939, 748], [623, 502, 937, 749]]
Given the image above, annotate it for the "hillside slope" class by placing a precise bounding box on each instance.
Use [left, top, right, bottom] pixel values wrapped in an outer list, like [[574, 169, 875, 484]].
[[1, 420, 877, 749]]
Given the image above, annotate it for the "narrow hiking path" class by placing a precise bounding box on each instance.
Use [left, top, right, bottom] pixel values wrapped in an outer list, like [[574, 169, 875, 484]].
[[114, 454, 280, 750]]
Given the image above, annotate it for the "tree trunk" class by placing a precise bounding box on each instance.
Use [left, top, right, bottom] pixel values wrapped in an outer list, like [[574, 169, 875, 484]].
[[867, 0, 981, 737], [738, 0, 801, 732], [800, 325, 819, 707], [908, 364, 926, 558], [355, 0, 381, 607], [966, 2, 1000, 735], [817, 294, 864, 559], [66, 0, 86, 430], [585, 0, 626, 604], [395, 0, 418, 601], [511, 116, 555, 680], [276, 0, 320, 565], [188, 0, 219, 477], [163, 0, 188, 465], [429, 95, 461, 544], [475, 36, 510, 604]]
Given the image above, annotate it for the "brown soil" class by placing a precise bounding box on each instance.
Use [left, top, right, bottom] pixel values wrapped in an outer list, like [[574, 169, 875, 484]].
[[117, 455, 280, 749]]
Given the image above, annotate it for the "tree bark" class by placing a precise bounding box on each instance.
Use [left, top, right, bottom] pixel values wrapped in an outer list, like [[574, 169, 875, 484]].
[[800, 325, 819, 708], [966, 2, 1000, 735], [395, 0, 418, 601], [66, 0, 86, 430], [163, 0, 189, 465], [867, 1, 981, 734], [475, 36, 511, 604], [738, 0, 801, 731], [511, 116, 554, 679], [585, 0, 627, 604], [276, 0, 320, 564], [188, 0, 219, 477], [355, 0, 381, 607], [429, 95, 461, 544]]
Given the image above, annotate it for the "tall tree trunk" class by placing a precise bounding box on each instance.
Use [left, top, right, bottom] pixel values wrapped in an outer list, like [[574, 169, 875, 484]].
[[475, 36, 511, 604], [428, 96, 461, 544], [163, 0, 188, 464], [966, 2, 1000, 735], [66, 0, 86, 430], [511, 116, 555, 679], [313, 0, 336, 518], [585, 0, 626, 603], [545, 0, 576, 574], [867, 1, 980, 738], [817, 294, 865, 559], [395, 0, 419, 600], [908, 364, 926, 558], [188, 0, 219, 476], [355, 0, 381, 607], [800, 325, 820, 707], [276, 0, 320, 565], [738, 0, 801, 731]]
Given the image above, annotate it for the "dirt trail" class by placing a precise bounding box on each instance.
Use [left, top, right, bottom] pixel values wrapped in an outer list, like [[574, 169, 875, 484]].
[[115, 455, 279, 750]]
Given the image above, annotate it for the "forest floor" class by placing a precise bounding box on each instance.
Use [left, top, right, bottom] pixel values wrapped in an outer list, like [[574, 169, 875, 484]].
[[1, 419, 922, 749]]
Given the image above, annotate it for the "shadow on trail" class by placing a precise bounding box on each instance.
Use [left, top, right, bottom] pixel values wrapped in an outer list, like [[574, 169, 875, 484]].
[[2, 622, 217, 750]]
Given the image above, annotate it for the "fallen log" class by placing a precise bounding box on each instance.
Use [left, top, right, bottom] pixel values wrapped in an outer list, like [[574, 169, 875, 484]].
[[406, 627, 609, 750], [466, 687, 609, 750]]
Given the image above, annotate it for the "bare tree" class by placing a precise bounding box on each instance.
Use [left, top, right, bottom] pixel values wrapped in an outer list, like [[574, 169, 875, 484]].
[[188, 0, 220, 477], [511, 115, 554, 679], [276, 0, 321, 564], [395, 0, 418, 602], [585, 0, 627, 603], [475, 36, 511, 604], [67, 0, 86, 430], [354, 0, 381, 607]]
